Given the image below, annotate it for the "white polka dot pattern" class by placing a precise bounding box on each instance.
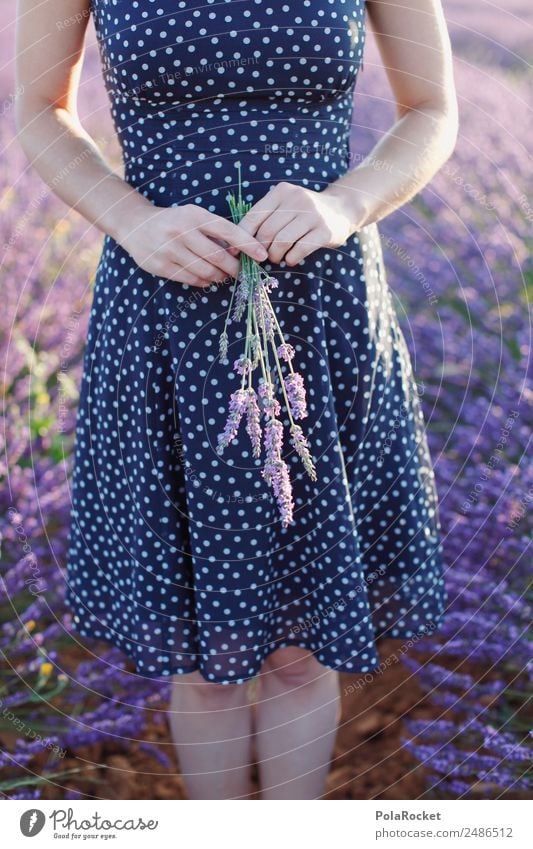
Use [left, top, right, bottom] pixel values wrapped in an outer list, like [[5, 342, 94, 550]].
[[65, 0, 446, 683]]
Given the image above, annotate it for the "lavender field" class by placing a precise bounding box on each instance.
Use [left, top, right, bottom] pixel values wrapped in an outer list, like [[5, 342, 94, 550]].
[[1, 1, 531, 799]]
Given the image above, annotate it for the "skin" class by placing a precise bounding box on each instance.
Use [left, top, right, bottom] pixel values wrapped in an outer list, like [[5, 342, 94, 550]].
[[238, 0, 459, 262], [15, 0, 458, 799], [14, 0, 269, 287]]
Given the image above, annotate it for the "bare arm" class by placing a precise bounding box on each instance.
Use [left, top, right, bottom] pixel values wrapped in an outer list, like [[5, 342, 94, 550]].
[[239, 0, 459, 264], [14, 0, 268, 287], [14, 0, 156, 244], [324, 0, 459, 227]]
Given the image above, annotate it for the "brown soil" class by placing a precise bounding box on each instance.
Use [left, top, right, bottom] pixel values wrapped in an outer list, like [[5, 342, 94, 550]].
[[37, 637, 443, 801]]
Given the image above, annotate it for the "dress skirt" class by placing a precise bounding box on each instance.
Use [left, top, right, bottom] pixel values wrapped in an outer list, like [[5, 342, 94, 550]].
[[65, 0, 446, 683]]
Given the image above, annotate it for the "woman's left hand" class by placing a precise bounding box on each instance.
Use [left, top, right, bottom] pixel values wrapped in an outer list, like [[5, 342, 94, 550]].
[[237, 181, 368, 266]]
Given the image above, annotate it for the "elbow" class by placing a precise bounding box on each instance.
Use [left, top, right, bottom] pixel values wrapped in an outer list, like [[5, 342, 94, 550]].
[[437, 89, 460, 152], [405, 96, 460, 161], [436, 92, 460, 159], [441, 101, 460, 162]]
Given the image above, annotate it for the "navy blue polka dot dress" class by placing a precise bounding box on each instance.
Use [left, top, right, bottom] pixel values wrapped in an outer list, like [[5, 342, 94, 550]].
[[65, 0, 447, 683]]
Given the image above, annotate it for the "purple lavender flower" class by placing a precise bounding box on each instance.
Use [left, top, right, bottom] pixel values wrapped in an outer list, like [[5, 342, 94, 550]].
[[245, 388, 261, 457], [274, 461, 294, 526], [218, 331, 228, 361], [232, 276, 249, 321], [138, 741, 174, 769], [290, 424, 317, 481], [254, 288, 276, 338], [7, 789, 42, 800], [277, 343, 295, 362], [284, 372, 308, 419], [264, 460, 294, 526], [217, 388, 248, 452], [233, 354, 253, 376], [261, 417, 295, 525], [263, 417, 283, 463], [262, 275, 279, 292], [3, 52, 532, 799], [258, 379, 281, 417], [250, 334, 260, 368]]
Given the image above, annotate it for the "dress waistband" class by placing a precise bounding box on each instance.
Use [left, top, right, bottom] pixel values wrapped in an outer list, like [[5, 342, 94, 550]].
[[115, 92, 354, 170]]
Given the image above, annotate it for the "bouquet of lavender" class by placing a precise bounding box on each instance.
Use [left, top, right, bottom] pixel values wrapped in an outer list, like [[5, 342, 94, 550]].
[[217, 164, 317, 526]]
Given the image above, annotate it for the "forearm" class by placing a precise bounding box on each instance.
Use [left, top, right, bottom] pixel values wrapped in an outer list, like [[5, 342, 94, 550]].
[[15, 100, 154, 243], [324, 103, 459, 230]]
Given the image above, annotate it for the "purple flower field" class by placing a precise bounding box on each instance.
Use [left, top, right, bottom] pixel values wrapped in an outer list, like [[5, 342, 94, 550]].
[[1, 1, 531, 799]]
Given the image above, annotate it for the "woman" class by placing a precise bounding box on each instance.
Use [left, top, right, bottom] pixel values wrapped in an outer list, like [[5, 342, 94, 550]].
[[15, 0, 458, 800]]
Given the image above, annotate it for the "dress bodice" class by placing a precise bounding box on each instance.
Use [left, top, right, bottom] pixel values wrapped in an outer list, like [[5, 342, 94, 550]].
[[91, 0, 366, 106], [89, 0, 367, 206]]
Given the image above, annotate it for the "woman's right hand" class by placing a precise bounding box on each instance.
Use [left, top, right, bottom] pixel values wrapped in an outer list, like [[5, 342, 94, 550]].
[[117, 202, 269, 288]]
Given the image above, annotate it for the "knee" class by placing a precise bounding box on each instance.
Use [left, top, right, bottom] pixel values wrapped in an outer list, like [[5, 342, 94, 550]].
[[260, 647, 323, 688], [171, 670, 245, 708]]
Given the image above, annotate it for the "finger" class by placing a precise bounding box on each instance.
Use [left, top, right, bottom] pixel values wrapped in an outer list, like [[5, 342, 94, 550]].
[[238, 192, 283, 236], [283, 229, 326, 266], [184, 233, 240, 278], [162, 265, 214, 288], [176, 247, 229, 283], [267, 219, 314, 264], [201, 214, 268, 261], [256, 211, 300, 252], [210, 237, 240, 258]]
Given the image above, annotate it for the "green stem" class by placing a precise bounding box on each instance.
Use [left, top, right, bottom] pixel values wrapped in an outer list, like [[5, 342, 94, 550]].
[[241, 256, 255, 390], [0, 767, 87, 792], [254, 285, 295, 426], [263, 289, 296, 376], [237, 160, 243, 207], [252, 309, 270, 387], [252, 310, 277, 434], [222, 272, 239, 338], [256, 278, 273, 385], [270, 337, 296, 429], [223, 169, 253, 340]]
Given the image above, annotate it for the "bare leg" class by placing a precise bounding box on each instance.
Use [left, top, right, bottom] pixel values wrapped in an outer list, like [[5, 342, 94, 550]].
[[254, 647, 342, 799], [168, 670, 254, 799]]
